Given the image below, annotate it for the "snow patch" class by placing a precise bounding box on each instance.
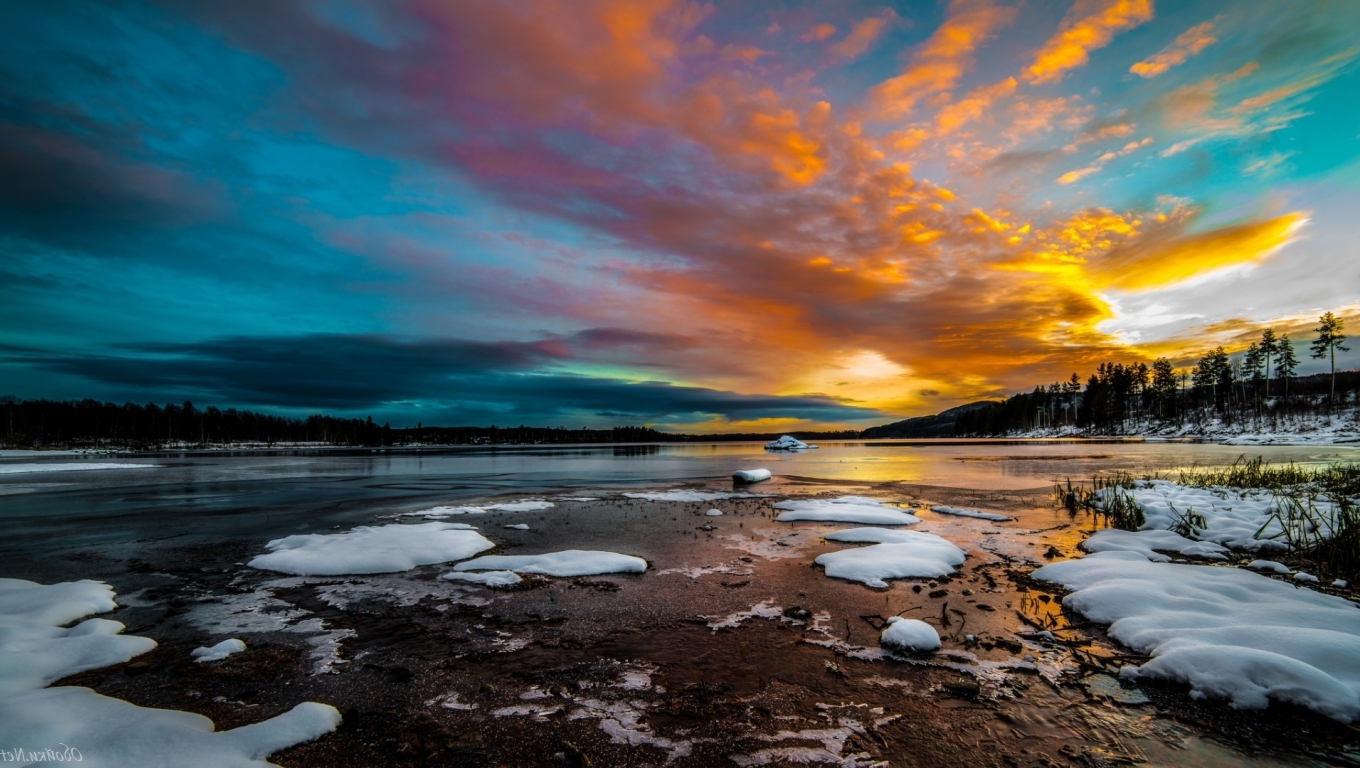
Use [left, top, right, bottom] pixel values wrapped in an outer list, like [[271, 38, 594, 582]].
[[816, 530, 965, 588], [775, 497, 919, 526], [1083, 529, 1228, 562], [441, 570, 523, 587], [0, 579, 339, 764], [929, 505, 1010, 522], [625, 489, 764, 502], [1034, 552, 1360, 721], [706, 509, 724, 517], [734, 468, 772, 483], [407, 499, 554, 517], [879, 618, 940, 653], [0, 462, 155, 474], [192, 638, 246, 662], [248, 522, 494, 575], [453, 550, 646, 577]]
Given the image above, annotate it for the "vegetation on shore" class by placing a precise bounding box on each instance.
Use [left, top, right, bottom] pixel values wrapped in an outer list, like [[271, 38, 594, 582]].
[[958, 315, 1354, 436]]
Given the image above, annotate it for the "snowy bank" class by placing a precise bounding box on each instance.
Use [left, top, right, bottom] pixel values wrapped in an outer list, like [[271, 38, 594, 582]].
[[816, 529, 966, 588], [0, 578, 340, 764], [775, 496, 920, 526], [1034, 552, 1360, 721], [249, 522, 494, 575], [453, 550, 647, 577], [1083, 528, 1228, 561]]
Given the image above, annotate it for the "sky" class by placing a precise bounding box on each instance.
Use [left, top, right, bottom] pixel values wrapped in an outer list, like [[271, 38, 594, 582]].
[[1, 0, 1357, 431]]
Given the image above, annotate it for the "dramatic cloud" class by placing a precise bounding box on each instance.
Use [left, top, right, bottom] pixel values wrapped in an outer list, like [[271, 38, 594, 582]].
[[1, 0, 1356, 427], [3, 335, 884, 425]]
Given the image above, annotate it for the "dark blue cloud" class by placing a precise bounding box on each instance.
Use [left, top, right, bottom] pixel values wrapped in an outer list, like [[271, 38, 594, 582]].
[[2, 333, 882, 426]]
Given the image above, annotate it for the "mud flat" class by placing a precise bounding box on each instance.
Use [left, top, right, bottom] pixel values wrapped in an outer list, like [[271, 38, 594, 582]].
[[29, 481, 1360, 767]]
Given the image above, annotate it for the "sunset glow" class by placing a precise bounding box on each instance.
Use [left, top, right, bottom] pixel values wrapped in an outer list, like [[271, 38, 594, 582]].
[[2, 0, 1358, 430]]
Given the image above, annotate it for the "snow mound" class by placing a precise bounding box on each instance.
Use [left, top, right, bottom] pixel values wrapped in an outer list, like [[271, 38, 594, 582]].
[[775, 497, 919, 526], [453, 550, 647, 577], [733, 468, 772, 483], [765, 435, 816, 451], [248, 522, 494, 575], [0, 463, 155, 474], [1034, 552, 1360, 721], [624, 490, 762, 502], [929, 505, 1010, 522], [1247, 560, 1292, 574], [706, 509, 723, 516], [504, 523, 530, 530], [815, 530, 965, 588], [192, 638, 246, 662], [1083, 529, 1228, 562], [441, 570, 523, 587], [0, 579, 340, 763], [880, 617, 940, 653]]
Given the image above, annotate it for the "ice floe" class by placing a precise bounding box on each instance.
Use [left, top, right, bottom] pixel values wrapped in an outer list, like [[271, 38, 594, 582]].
[[504, 523, 531, 530], [624, 489, 765, 502], [1082, 528, 1228, 562], [816, 529, 966, 588], [441, 570, 523, 587], [765, 435, 815, 451], [248, 522, 494, 576], [929, 505, 1010, 522], [453, 550, 647, 577], [0, 578, 339, 764], [880, 617, 940, 653], [192, 638, 246, 662], [733, 468, 772, 483], [1034, 551, 1360, 721], [774, 497, 920, 526], [0, 462, 155, 474]]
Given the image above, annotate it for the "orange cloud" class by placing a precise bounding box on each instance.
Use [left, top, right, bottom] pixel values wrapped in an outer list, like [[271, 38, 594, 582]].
[[1090, 213, 1303, 291], [1024, 0, 1153, 84], [934, 77, 1017, 134], [868, 0, 1017, 119], [831, 14, 894, 61], [1130, 19, 1218, 78], [799, 23, 838, 42]]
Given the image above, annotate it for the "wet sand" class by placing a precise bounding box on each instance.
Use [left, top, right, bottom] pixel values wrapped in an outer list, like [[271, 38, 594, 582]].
[[42, 477, 1360, 767]]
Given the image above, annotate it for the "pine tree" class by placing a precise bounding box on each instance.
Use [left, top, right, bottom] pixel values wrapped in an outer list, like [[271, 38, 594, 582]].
[[1244, 342, 1263, 393], [1274, 333, 1298, 400], [1310, 312, 1350, 405], [1259, 328, 1278, 397], [1151, 358, 1176, 418]]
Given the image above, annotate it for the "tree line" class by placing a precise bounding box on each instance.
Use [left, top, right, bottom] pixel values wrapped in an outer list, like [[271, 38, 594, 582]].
[[0, 397, 858, 449], [957, 312, 1352, 436]]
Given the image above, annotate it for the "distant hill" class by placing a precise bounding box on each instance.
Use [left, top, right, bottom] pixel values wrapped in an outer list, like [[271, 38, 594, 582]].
[[860, 401, 999, 439]]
